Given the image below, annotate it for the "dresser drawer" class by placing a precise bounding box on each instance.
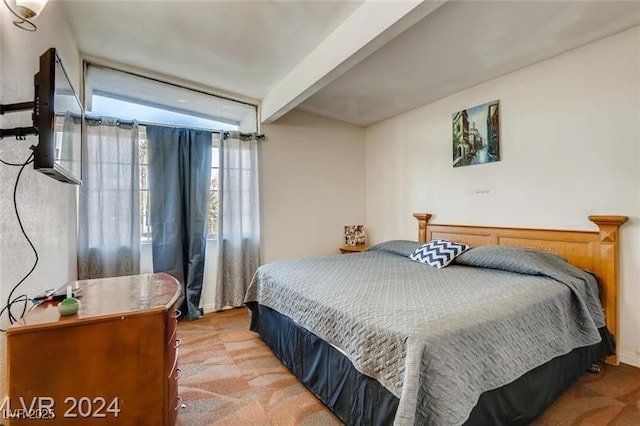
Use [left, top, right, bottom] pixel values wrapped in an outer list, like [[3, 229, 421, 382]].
[[168, 365, 181, 426], [167, 332, 180, 372], [169, 395, 180, 426], [166, 305, 179, 342], [169, 364, 180, 400], [168, 343, 179, 378]]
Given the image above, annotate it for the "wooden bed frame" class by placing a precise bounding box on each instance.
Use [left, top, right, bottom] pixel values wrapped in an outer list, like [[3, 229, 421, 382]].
[[413, 213, 628, 365]]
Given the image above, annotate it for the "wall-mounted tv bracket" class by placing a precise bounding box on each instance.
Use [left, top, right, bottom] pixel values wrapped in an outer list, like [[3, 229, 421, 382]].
[[0, 101, 38, 140]]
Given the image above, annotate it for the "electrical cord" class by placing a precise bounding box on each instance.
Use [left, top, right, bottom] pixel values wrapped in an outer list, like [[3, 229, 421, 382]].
[[0, 151, 38, 332], [0, 156, 33, 166]]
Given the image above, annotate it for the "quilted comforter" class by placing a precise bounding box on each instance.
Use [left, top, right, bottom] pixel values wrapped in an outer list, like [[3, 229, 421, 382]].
[[244, 241, 606, 425]]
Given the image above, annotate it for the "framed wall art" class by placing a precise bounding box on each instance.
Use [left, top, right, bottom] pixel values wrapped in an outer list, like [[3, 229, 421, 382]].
[[344, 225, 365, 246], [452, 100, 500, 167]]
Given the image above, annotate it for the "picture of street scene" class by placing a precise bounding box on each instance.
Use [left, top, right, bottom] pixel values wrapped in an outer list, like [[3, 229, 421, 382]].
[[452, 100, 500, 167]]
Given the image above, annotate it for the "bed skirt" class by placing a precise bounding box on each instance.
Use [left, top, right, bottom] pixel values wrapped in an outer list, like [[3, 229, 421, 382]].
[[247, 302, 614, 426]]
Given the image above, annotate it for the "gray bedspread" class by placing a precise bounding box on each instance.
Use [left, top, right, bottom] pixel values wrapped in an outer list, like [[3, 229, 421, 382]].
[[244, 241, 605, 425]]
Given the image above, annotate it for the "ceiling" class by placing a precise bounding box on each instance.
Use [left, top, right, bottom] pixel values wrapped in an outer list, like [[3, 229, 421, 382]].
[[61, 0, 640, 128], [63, 0, 363, 100]]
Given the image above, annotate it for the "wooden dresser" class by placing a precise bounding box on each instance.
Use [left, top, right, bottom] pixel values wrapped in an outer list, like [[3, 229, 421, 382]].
[[5, 273, 181, 425]]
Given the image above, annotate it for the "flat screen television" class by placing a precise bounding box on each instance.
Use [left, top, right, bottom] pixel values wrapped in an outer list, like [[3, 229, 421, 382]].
[[33, 48, 83, 184]]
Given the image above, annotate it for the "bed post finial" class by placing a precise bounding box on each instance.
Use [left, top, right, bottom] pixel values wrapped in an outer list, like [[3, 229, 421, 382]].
[[588, 216, 628, 243], [413, 213, 432, 243], [588, 215, 628, 365]]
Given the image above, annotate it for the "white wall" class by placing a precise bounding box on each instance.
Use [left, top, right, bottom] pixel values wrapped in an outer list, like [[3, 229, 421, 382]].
[[0, 3, 80, 393], [365, 26, 640, 367], [260, 109, 366, 264]]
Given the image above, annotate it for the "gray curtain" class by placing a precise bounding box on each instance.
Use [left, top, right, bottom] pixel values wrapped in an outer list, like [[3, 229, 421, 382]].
[[78, 118, 140, 279], [147, 126, 212, 321], [215, 131, 260, 310]]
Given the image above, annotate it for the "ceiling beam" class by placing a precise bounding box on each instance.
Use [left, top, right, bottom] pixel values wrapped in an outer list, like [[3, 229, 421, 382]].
[[260, 0, 448, 124]]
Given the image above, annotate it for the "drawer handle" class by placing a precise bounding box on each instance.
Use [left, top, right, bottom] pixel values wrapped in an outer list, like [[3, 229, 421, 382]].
[[174, 396, 183, 411], [173, 310, 181, 319], [176, 367, 182, 379], [174, 338, 181, 349]]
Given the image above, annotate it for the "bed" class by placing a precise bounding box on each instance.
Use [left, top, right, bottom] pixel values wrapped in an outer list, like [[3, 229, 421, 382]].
[[244, 213, 627, 425]]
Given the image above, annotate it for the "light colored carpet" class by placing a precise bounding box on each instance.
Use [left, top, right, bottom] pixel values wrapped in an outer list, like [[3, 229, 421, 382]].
[[176, 308, 341, 425], [177, 308, 640, 426]]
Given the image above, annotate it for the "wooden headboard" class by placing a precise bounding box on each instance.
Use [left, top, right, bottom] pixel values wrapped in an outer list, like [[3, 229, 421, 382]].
[[413, 213, 628, 365]]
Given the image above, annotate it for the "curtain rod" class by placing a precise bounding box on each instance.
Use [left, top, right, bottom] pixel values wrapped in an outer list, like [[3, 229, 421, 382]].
[[85, 115, 265, 140], [86, 62, 259, 109], [140, 120, 266, 141]]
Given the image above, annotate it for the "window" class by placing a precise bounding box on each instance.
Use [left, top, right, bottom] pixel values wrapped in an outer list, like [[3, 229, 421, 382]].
[[91, 93, 234, 242], [84, 63, 257, 243]]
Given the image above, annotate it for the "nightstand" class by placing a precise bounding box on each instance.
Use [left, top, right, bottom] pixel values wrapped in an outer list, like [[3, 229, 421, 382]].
[[339, 244, 368, 254]]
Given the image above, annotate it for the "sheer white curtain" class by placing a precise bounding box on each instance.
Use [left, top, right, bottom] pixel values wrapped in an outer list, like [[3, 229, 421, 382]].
[[78, 118, 140, 279], [215, 132, 260, 310]]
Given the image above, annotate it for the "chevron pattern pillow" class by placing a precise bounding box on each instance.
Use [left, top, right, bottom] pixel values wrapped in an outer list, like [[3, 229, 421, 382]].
[[409, 239, 470, 268]]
